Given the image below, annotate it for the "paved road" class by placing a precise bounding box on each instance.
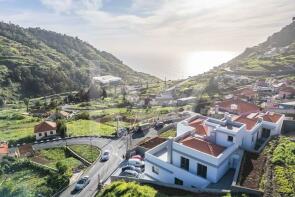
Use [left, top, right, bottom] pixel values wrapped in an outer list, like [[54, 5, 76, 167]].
[[33, 129, 158, 197], [60, 137, 127, 197]]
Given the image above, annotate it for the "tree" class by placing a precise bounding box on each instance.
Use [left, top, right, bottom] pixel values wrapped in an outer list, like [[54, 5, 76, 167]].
[[57, 120, 67, 138], [101, 87, 107, 100], [0, 97, 4, 107], [56, 161, 68, 174], [23, 98, 30, 112]]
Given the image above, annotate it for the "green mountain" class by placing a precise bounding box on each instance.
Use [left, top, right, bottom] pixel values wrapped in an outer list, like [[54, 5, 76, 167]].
[[0, 22, 159, 100], [221, 21, 295, 74]]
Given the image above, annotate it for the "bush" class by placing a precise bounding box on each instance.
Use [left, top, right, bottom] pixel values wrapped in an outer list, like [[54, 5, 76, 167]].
[[75, 112, 90, 120]]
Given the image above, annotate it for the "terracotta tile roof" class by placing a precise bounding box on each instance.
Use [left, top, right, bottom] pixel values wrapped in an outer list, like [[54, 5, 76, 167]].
[[180, 136, 225, 157], [253, 112, 283, 123], [217, 99, 260, 115], [279, 86, 295, 94], [138, 137, 167, 149], [233, 116, 257, 130], [233, 87, 256, 97], [188, 119, 208, 136], [0, 143, 8, 154], [34, 121, 57, 133]]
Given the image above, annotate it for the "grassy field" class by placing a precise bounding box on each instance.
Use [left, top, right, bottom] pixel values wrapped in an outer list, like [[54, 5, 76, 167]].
[[160, 128, 177, 138], [270, 137, 295, 195], [67, 120, 116, 136], [0, 168, 49, 196], [0, 108, 39, 142], [33, 148, 82, 171], [69, 144, 101, 163]]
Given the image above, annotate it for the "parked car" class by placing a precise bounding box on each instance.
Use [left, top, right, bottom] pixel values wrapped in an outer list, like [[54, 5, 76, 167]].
[[121, 169, 139, 178], [117, 128, 127, 137], [131, 155, 143, 161], [154, 122, 164, 130], [127, 158, 145, 167], [101, 150, 111, 161], [121, 165, 142, 173], [75, 176, 90, 190]]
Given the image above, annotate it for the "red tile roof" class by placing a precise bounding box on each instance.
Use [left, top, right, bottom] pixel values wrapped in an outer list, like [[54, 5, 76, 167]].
[[180, 136, 225, 157], [34, 121, 57, 133], [279, 86, 295, 94], [188, 119, 208, 136], [0, 143, 8, 154], [233, 116, 257, 130], [253, 112, 283, 123], [233, 87, 256, 97], [217, 99, 260, 115]]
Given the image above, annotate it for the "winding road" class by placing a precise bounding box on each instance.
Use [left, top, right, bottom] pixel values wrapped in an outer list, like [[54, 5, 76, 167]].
[[33, 129, 157, 197]]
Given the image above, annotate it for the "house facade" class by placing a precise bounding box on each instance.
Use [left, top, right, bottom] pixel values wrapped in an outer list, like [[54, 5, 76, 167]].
[[34, 121, 57, 140], [144, 112, 284, 188]]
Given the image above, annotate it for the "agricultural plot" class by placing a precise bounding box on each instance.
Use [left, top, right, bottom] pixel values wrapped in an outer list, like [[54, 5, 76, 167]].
[[67, 120, 116, 136], [68, 144, 101, 163]]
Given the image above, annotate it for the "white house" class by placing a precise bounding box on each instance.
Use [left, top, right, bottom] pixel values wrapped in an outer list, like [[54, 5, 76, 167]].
[[34, 121, 57, 140], [144, 111, 284, 188]]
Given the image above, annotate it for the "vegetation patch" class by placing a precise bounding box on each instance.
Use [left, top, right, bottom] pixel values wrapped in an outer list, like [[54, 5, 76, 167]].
[[32, 147, 83, 172], [160, 128, 177, 138], [67, 119, 116, 136], [0, 158, 69, 196], [68, 144, 101, 163]]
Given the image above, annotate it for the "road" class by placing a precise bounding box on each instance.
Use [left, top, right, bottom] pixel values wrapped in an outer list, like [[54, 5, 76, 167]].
[[60, 137, 127, 197], [32, 128, 158, 197]]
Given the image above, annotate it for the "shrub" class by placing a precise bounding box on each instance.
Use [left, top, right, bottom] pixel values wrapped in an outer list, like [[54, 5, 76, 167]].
[[75, 112, 90, 120]]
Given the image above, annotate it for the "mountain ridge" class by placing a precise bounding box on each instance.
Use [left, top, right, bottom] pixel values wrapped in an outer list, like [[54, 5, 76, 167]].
[[0, 22, 159, 100]]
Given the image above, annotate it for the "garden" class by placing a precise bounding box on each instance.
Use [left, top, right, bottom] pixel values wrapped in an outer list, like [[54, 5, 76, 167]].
[[68, 144, 101, 163]]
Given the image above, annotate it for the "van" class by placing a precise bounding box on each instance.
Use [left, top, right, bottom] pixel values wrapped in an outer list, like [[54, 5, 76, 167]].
[[127, 158, 145, 167]]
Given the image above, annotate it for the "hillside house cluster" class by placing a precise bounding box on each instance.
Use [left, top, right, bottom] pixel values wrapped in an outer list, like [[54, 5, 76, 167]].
[[144, 111, 284, 188]]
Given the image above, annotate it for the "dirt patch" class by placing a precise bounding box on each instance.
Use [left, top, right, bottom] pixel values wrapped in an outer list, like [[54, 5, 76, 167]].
[[30, 155, 50, 165], [238, 151, 267, 189]]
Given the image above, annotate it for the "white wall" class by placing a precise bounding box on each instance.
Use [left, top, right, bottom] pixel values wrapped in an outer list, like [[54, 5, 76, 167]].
[[35, 130, 56, 140], [145, 153, 210, 188]]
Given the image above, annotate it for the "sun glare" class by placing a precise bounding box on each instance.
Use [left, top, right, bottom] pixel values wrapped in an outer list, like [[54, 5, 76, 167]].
[[182, 51, 237, 77]]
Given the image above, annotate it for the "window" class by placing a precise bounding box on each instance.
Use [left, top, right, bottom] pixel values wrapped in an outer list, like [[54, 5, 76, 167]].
[[152, 166, 159, 174], [227, 136, 233, 142], [174, 178, 183, 185], [261, 128, 271, 138], [180, 156, 189, 171], [50, 131, 53, 135], [197, 163, 207, 178], [39, 133, 42, 137]]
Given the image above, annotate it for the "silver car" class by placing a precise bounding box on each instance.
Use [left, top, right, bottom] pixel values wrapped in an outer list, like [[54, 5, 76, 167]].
[[75, 176, 90, 190]]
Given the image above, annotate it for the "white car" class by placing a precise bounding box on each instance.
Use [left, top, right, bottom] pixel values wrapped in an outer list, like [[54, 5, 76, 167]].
[[75, 176, 90, 190], [121, 170, 139, 178], [101, 150, 111, 161], [127, 158, 145, 167]]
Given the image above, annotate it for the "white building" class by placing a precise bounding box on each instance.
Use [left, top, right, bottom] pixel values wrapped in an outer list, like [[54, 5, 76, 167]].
[[34, 121, 57, 140], [144, 111, 284, 188]]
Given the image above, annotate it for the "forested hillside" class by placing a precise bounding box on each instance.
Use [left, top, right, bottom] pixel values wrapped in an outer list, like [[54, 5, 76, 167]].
[[221, 21, 295, 73], [0, 22, 159, 100]]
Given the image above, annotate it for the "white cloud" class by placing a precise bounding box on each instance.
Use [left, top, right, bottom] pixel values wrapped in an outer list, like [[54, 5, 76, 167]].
[[40, 0, 103, 13], [1, 0, 295, 79]]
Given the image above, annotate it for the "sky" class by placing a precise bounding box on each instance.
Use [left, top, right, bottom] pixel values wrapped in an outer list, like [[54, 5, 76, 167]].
[[0, 0, 294, 80]]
